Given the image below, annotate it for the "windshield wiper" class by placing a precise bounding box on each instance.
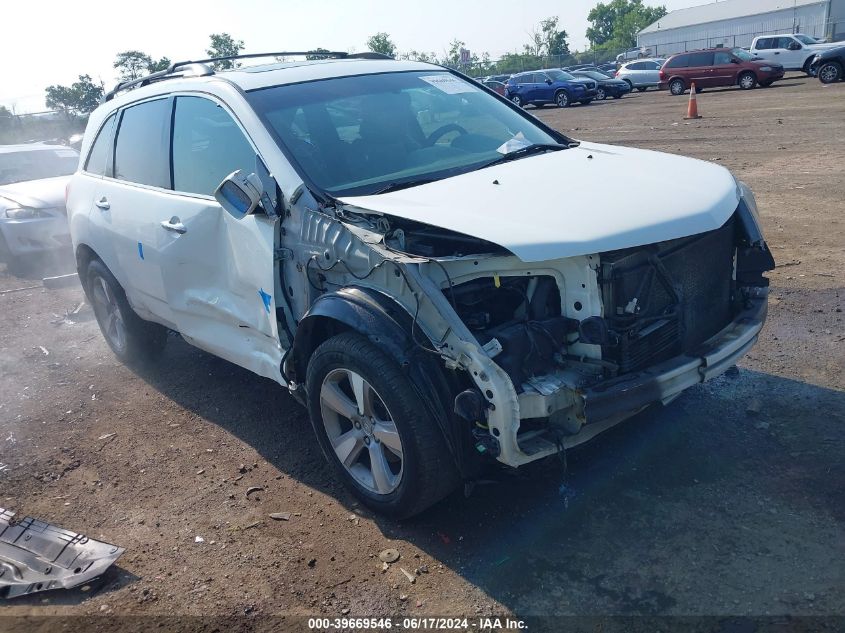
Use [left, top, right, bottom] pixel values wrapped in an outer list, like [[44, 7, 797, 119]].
[[482, 143, 568, 168], [371, 178, 439, 195]]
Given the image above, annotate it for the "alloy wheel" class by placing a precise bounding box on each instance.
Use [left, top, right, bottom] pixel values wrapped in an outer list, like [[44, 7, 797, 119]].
[[90, 275, 127, 353], [319, 368, 404, 495]]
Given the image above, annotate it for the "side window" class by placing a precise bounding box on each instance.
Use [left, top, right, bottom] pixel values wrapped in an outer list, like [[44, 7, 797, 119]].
[[774, 37, 792, 49], [687, 52, 714, 67], [172, 96, 257, 197], [536, 73, 549, 83], [665, 55, 688, 69], [114, 99, 170, 188], [629, 62, 644, 70], [84, 113, 116, 176], [714, 51, 733, 65]]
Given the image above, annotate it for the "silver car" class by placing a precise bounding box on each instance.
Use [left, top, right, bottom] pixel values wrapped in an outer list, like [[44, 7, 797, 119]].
[[0, 144, 78, 271], [615, 59, 666, 91]]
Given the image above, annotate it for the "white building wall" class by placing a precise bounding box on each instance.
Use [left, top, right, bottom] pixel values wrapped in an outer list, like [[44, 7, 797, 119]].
[[638, 5, 830, 56]]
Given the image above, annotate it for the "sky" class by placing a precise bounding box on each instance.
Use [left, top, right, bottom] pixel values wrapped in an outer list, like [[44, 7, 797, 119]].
[[1, 0, 706, 113]]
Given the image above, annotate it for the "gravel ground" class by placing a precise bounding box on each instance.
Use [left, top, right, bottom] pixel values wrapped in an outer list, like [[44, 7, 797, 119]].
[[1, 73, 843, 631]]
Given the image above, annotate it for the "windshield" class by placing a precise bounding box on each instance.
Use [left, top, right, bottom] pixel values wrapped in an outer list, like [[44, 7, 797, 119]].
[[794, 34, 818, 45], [247, 71, 560, 197], [575, 71, 607, 80], [732, 48, 757, 61], [0, 148, 78, 186], [546, 69, 576, 81]]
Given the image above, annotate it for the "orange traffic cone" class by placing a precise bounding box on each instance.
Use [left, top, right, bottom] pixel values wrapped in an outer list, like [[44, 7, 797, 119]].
[[684, 82, 702, 119]]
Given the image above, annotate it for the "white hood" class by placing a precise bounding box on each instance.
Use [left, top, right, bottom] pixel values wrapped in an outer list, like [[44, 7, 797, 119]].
[[339, 142, 740, 262]]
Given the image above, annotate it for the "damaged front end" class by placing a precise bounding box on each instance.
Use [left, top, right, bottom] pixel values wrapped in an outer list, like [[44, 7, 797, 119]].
[[285, 183, 773, 472]]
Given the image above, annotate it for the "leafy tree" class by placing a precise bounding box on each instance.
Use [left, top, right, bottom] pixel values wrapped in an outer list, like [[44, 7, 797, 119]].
[[443, 39, 471, 68], [114, 50, 153, 81], [45, 75, 103, 117], [366, 32, 396, 58], [148, 56, 171, 73], [206, 33, 245, 69], [400, 50, 439, 63], [305, 48, 332, 60], [587, 0, 666, 49], [541, 17, 570, 56]]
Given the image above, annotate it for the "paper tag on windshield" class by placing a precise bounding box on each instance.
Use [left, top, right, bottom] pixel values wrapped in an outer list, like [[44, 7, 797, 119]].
[[496, 132, 532, 154], [419, 74, 478, 94]]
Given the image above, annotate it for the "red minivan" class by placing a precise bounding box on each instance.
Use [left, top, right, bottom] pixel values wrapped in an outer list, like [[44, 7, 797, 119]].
[[659, 48, 785, 95]]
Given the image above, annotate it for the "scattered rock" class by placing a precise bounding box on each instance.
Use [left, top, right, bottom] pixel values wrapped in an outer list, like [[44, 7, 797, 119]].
[[194, 536, 204, 543], [399, 567, 416, 584], [246, 486, 263, 498], [269, 512, 291, 521], [379, 548, 400, 563], [307, 558, 317, 568]]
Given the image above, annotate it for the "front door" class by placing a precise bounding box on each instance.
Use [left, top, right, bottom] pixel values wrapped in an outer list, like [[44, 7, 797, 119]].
[[157, 95, 284, 382]]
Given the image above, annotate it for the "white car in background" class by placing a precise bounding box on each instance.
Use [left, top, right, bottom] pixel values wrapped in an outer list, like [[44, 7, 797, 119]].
[[750, 33, 842, 73], [615, 58, 666, 91], [68, 52, 775, 517], [0, 143, 78, 272]]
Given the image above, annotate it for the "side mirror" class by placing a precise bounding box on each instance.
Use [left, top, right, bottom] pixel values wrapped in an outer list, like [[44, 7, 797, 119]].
[[788, 42, 801, 50], [731, 57, 741, 63], [214, 170, 263, 219], [546, 78, 553, 84]]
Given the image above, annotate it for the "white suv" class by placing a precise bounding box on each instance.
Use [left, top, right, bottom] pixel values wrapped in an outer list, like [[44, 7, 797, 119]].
[[750, 33, 841, 73], [68, 52, 775, 517]]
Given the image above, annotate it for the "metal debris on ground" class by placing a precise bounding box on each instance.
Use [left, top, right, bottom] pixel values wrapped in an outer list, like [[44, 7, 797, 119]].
[[245, 486, 263, 498], [379, 548, 400, 563], [0, 507, 124, 599], [42, 273, 79, 290]]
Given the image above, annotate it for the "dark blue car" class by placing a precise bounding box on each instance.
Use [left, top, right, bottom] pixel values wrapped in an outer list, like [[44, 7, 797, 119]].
[[505, 69, 596, 108]]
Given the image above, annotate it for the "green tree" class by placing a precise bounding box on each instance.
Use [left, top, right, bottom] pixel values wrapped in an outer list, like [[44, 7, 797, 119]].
[[206, 33, 245, 70], [45, 75, 103, 117], [587, 0, 666, 48], [114, 50, 153, 81], [400, 50, 439, 63], [541, 17, 570, 56], [305, 48, 332, 60], [366, 32, 397, 58], [148, 56, 171, 72]]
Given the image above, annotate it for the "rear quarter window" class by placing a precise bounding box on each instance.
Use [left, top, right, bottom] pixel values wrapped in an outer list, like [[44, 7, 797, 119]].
[[84, 113, 116, 176], [686, 52, 715, 67]]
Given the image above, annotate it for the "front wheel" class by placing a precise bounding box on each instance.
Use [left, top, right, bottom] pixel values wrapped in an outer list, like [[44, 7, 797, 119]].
[[306, 333, 459, 518], [555, 90, 570, 107], [596, 87, 607, 100], [818, 61, 842, 83], [738, 71, 757, 90], [510, 94, 523, 107], [86, 259, 167, 363]]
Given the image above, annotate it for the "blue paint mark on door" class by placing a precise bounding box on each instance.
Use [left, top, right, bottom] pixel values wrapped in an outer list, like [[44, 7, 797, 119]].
[[258, 288, 272, 313]]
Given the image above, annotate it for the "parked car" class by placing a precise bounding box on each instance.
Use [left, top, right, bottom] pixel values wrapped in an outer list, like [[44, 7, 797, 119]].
[[486, 74, 512, 83], [505, 69, 595, 107], [597, 63, 619, 76], [750, 33, 843, 73], [615, 59, 666, 91], [659, 48, 785, 94], [68, 52, 774, 517], [571, 70, 632, 100], [809, 45, 845, 83], [616, 47, 653, 63], [482, 80, 507, 96], [0, 143, 79, 271]]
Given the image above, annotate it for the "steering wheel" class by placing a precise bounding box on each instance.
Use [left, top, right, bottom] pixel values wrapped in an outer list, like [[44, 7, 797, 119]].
[[426, 123, 469, 146]]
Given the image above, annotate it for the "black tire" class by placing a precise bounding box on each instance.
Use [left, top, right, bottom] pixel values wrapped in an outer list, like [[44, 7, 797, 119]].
[[636, 86, 647, 92], [596, 87, 607, 100], [510, 94, 523, 107], [622, 79, 633, 91], [85, 259, 167, 363], [738, 71, 757, 90], [555, 90, 570, 108], [802, 57, 815, 76], [818, 61, 842, 84], [306, 332, 460, 518], [669, 78, 686, 96]]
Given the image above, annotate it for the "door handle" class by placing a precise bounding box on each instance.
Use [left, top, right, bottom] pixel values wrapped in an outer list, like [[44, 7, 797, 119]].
[[95, 197, 110, 210], [160, 217, 187, 234]]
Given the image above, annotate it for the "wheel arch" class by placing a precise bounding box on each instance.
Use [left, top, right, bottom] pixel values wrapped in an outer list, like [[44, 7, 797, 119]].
[[74, 242, 101, 295], [738, 69, 757, 84], [288, 286, 479, 478]]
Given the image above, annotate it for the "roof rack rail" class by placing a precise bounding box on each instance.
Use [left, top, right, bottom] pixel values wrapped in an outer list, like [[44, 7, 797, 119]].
[[102, 51, 394, 102]]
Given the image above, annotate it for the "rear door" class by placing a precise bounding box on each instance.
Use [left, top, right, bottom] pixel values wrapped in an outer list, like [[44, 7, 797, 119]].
[[685, 52, 715, 86], [160, 94, 283, 381], [642, 61, 663, 85]]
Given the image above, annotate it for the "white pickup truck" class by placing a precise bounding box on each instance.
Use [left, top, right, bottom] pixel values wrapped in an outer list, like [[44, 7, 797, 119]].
[[750, 33, 841, 73]]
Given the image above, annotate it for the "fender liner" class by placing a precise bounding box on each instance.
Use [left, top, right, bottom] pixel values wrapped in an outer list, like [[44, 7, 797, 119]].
[[288, 286, 479, 478]]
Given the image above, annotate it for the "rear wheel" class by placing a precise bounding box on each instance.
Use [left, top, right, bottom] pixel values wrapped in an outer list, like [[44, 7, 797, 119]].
[[306, 333, 460, 518], [555, 90, 571, 108], [738, 71, 757, 90], [636, 86, 647, 92], [818, 61, 842, 83], [596, 87, 607, 100], [669, 78, 686, 95], [86, 259, 167, 363], [623, 79, 633, 91], [510, 94, 523, 107]]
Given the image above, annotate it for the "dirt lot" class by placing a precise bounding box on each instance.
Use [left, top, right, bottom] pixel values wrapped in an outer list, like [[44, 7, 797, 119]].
[[1, 74, 843, 631]]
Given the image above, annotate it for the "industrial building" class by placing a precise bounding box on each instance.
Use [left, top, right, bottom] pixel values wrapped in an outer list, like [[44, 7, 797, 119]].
[[637, 0, 845, 56]]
